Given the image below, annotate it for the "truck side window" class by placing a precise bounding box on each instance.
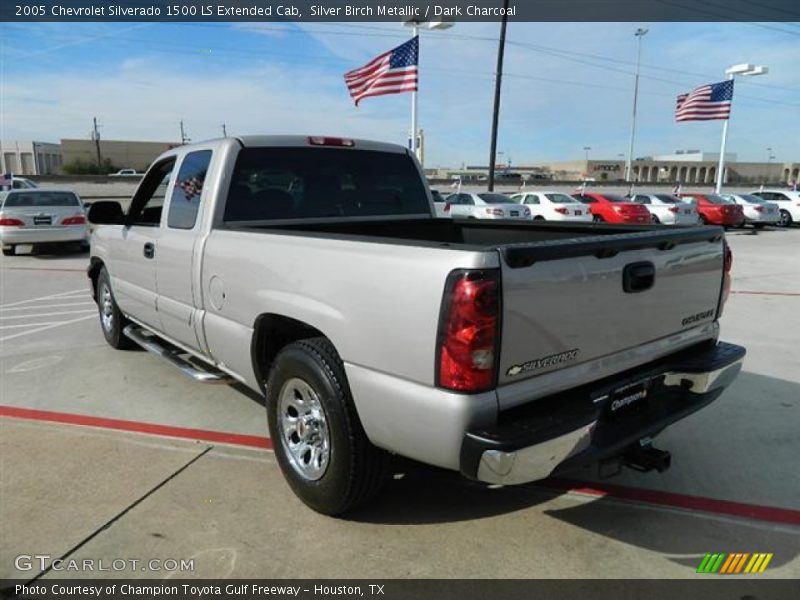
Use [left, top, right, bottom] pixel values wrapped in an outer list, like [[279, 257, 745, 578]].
[[168, 150, 212, 230], [127, 159, 175, 227]]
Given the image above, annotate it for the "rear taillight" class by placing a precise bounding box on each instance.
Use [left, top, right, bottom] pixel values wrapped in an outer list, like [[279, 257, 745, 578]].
[[0, 217, 24, 226], [437, 270, 500, 393], [444, 203, 451, 212], [485, 208, 504, 216], [669, 206, 680, 213], [61, 215, 87, 225], [554, 207, 569, 215]]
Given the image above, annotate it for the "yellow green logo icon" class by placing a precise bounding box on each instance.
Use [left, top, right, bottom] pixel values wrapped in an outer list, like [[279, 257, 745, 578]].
[[697, 552, 773, 574]]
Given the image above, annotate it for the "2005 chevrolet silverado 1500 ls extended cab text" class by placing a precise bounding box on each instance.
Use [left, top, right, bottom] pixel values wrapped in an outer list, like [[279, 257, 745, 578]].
[[86, 135, 745, 515]]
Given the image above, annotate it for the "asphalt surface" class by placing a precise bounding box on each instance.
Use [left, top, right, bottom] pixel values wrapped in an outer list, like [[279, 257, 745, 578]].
[[1, 227, 798, 580]]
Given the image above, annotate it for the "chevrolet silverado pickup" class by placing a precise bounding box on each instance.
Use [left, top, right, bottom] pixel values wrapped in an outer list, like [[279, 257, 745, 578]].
[[87, 135, 745, 515]]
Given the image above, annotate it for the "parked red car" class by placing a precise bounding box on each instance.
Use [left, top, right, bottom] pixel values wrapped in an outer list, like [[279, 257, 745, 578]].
[[680, 193, 745, 227], [573, 192, 653, 224]]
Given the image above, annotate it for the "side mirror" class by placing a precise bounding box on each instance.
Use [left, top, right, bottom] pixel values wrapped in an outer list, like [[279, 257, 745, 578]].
[[88, 201, 125, 225]]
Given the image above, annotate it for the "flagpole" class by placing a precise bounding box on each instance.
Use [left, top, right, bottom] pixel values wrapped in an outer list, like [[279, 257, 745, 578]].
[[714, 73, 734, 193], [410, 26, 419, 159]]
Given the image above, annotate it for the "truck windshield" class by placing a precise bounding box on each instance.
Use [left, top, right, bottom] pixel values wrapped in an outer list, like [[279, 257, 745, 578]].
[[2, 192, 80, 207], [224, 147, 430, 221]]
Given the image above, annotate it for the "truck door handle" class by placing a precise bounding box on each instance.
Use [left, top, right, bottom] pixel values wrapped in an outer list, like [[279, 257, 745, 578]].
[[143, 242, 155, 259], [623, 261, 655, 293]]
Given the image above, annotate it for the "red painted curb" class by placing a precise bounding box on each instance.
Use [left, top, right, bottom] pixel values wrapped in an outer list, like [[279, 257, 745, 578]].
[[541, 478, 800, 527], [3, 405, 798, 526], [0, 405, 273, 450]]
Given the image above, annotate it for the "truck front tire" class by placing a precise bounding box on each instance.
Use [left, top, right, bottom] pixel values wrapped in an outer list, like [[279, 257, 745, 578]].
[[96, 267, 136, 350], [265, 337, 390, 515]]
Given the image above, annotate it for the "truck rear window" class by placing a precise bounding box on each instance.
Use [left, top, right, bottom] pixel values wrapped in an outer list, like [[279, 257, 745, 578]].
[[223, 147, 430, 221], [2, 192, 80, 208]]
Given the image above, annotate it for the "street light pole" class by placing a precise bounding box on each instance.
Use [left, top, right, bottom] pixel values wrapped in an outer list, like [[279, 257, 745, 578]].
[[487, 0, 510, 192], [715, 63, 768, 193], [625, 28, 648, 182], [584, 146, 592, 162]]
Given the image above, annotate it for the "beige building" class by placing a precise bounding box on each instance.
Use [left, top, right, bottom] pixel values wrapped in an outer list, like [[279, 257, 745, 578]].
[[0, 140, 62, 175], [430, 151, 799, 185], [61, 139, 179, 172]]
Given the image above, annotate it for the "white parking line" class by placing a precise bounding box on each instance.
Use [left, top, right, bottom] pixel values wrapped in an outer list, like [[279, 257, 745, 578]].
[[0, 322, 64, 330], [0, 288, 88, 309], [0, 302, 95, 312], [0, 310, 97, 321], [0, 314, 97, 342]]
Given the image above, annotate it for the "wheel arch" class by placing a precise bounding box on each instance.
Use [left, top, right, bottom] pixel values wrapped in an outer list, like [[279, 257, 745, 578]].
[[250, 313, 329, 394], [87, 257, 105, 301]]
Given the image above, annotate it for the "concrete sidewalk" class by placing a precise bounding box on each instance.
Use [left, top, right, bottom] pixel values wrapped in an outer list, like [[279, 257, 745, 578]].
[[2, 419, 798, 580]]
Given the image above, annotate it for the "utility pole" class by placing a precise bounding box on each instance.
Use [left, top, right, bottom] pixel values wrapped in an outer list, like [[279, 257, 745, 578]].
[[180, 120, 190, 145], [221, 123, 227, 137], [487, 0, 510, 192], [92, 117, 102, 174]]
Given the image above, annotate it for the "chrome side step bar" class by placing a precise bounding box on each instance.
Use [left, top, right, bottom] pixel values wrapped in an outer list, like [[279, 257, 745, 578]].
[[123, 325, 231, 384]]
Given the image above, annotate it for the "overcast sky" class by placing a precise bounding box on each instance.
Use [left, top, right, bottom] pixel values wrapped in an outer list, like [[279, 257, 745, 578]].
[[1, 21, 798, 166]]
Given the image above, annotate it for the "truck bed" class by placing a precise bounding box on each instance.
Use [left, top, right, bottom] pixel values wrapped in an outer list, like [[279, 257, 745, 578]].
[[231, 217, 723, 256], [223, 218, 725, 396]]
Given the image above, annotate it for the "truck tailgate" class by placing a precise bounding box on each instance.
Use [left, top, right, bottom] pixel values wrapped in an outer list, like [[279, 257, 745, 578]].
[[496, 227, 725, 388]]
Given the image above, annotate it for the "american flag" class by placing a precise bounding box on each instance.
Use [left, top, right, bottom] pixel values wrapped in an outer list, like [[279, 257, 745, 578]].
[[344, 37, 418, 106], [675, 80, 734, 122]]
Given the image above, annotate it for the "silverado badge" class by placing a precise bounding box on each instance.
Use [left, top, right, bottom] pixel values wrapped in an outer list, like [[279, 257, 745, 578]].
[[506, 348, 580, 377]]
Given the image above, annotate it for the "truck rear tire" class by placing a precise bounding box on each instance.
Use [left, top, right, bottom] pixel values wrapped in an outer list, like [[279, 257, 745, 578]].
[[265, 337, 390, 515], [96, 267, 136, 350]]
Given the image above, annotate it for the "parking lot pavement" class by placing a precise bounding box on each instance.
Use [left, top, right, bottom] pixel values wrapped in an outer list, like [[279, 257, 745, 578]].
[[2, 418, 798, 580], [1, 228, 799, 580]]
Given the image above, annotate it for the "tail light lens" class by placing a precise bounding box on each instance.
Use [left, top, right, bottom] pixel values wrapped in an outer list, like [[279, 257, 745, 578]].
[[0, 217, 24, 226], [61, 215, 87, 225], [437, 270, 500, 393], [444, 203, 451, 212], [554, 207, 569, 215], [485, 208, 504, 216], [669, 206, 680, 213], [754, 206, 764, 213]]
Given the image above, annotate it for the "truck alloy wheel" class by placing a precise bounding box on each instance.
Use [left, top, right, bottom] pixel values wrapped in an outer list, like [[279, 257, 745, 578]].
[[96, 267, 136, 350]]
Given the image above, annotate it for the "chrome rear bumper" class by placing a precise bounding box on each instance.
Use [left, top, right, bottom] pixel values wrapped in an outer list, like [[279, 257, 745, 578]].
[[461, 341, 745, 485]]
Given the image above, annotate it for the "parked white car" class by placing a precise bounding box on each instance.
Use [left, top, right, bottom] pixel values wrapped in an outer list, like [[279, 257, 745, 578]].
[[445, 192, 531, 220], [0, 189, 88, 256], [509, 191, 592, 222], [719, 193, 779, 228], [750, 189, 800, 227], [1, 176, 38, 190], [110, 169, 141, 177], [629, 193, 698, 225]]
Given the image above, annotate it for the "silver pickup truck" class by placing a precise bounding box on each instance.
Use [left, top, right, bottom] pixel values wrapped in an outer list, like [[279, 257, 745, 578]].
[[87, 135, 745, 515]]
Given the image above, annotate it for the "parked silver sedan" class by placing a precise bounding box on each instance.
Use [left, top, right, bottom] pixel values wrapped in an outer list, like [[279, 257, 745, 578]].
[[0, 189, 88, 256], [720, 193, 779, 229]]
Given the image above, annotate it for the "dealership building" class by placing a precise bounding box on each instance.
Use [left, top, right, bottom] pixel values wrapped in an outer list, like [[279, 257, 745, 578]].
[[431, 150, 800, 185]]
